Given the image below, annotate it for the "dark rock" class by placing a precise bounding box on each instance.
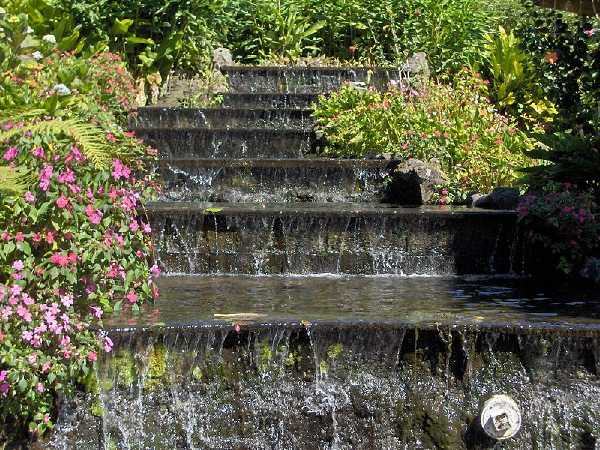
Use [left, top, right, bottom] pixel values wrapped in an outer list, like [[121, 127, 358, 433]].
[[471, 187, 520, 210], [383, 158, 446, 205], [213, 48, 233, 68], [403, 52, 430, 81]]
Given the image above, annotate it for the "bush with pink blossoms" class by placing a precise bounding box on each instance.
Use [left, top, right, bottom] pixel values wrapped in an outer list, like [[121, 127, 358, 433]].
[[517, 183, 600, 276], [0, 42, 159, 443]]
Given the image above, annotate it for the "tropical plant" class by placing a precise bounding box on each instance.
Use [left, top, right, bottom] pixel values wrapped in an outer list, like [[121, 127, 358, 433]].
[[483, 26, 557, 129]]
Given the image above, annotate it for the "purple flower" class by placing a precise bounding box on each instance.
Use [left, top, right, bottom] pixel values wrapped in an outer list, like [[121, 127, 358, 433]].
[[3, 147, 18, 161]]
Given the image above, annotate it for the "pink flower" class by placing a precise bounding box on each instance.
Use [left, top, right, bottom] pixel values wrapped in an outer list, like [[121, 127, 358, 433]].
[[32, 147, 45, 158], [61, 294, 73, 307], [3, 147, 18, 161], [126, 291, 138, 304], [87, 351, 97, 362], [15, 232, 24, 242], [43, 414, 50, 424], [50, 253, 69, 267], [39, 165, 53, 191], [103, 336, 113, 353], [150, 264, 161, 278], [112, 159, 131, 180], [32, 232, 41, 242], [0, 383, 9, 396], [56, 195, 70, 209], [57, 168, 75, 184], [36, 383, 44, 393], [0, 370, 7, 382], [584, 29, 596, 37], [85, 204, 103, 225], [24, 191, 35, 203], [129, 221, 139, 232], [90, 306, 103, 319], [12, 260, 24, 271], [42, 362, 51, 373], [142, 222, 152, 234], [16, 304, 32, 322], [46, 231, 55, 244], [22, 294, 34, 306], [28, 353, 37, 364]]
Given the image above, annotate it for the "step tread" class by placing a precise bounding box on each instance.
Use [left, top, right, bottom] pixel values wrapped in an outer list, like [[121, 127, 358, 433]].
[[147, 202, 516, 216], [135, 126, 312, 134], [107, 275, 600, 332], [159, 157, 396, 167]]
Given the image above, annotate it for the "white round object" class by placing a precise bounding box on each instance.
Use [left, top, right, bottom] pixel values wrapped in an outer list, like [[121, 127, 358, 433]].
[[480, 394, 522, 440]]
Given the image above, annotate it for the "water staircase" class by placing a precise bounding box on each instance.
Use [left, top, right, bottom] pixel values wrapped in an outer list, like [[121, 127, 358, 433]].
[[49, 66, 600, 449]]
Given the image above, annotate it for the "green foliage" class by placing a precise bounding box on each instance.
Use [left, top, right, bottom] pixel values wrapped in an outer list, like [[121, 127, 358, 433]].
[[2, 0, 528, 76], [522, 133, 600, 198], [518, 183, 600, 275], [483, 26, 557, 129], [313, 71, 535, 196]]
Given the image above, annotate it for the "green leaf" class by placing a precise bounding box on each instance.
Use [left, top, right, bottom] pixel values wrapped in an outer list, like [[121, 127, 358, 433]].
[[203, 207, 223, 214], [127, 36, 155, 45], [111, 18, 134, 35]]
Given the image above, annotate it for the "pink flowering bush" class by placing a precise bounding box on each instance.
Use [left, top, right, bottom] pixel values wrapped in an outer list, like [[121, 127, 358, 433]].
[[517, 183, 600, 275], [0, 31, 159, 442]]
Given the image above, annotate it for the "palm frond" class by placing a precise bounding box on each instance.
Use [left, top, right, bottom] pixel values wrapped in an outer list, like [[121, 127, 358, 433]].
[[0, 119, 127, 168]]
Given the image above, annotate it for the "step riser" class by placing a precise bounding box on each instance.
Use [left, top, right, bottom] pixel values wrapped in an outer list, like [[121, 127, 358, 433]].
[[221, 93, 318, 109], [158, 160, 393, 203], [49, 323, 600, 450], [137, 129, 315, 159], [150, 210, 520, 275], [133, 108, 313, 130], [222, 67, 405, 94]]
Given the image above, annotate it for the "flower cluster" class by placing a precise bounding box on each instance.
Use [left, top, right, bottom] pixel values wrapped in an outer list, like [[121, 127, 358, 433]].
[[0, 51, 159, 440], [517, 183, 600, 275]]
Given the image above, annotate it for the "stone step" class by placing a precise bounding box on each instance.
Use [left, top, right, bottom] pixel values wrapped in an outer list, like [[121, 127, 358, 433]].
[[148, 203, 521, 276], [221, 66, 405, 94], [157, 158, 395, 203], [132, 107, 313, 130], [52, 275, 600, 449], [220, 92, 319, 109], [135, 127, 317, 159]]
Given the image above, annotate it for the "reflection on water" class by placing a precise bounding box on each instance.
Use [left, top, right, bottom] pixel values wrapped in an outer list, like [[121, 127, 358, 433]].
[[108, 275, 600, 329]]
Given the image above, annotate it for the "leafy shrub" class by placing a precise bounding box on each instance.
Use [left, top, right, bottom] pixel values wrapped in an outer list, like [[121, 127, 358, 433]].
[[0, 17, 158, 442], [313, 71, 535, 196], [518, 183, 600, 275]]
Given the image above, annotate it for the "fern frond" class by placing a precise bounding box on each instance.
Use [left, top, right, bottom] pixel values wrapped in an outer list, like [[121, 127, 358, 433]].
[[0, 166, 29, 194], [0, 108, 47, 124], [0, 119, 130, 168]]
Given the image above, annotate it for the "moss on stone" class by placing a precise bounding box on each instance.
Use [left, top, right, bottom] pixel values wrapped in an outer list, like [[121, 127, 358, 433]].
[[144, 344, 167, 391], [113, 350, 136, 389]]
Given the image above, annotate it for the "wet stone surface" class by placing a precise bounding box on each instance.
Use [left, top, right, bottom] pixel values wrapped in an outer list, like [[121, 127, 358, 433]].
[[149, 204, 520, 276]]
